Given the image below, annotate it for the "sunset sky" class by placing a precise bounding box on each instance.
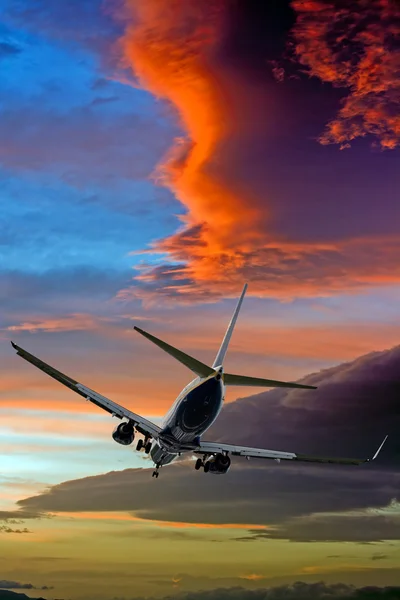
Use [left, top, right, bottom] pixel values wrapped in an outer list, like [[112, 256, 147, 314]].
[[0, 1, 399, 599]]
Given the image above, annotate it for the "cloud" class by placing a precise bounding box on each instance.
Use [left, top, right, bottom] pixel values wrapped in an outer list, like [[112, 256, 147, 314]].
[[0, 525, 31, 534], [5, 313, 112, 333], [0, 41, 21, 57], [121, 237, 400, 305], [237, 513, 400, 544], [115, 1, 400, 303], [0, 511, 46, 520], [0, 509, 53, 523], [0, 267, 131, 317], [291, 0, 400, 150], [0, 103, 171, 183], [2, 0, 121, 57], [0, 582, 50, 591], [15, 345, 400, 542]]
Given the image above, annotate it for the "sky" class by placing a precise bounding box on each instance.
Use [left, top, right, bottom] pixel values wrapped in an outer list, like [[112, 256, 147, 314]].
[[0, 0, 399, 598]]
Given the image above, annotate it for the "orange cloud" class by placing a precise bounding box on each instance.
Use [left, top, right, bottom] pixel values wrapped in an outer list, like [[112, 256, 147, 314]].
[[291, 0, 400, 149], [119, 236, 400, 303], [116, 1, 400, 302], [53, 511, 268, 531], [121, 0, 265, 241], [5, 314, 108, 333]]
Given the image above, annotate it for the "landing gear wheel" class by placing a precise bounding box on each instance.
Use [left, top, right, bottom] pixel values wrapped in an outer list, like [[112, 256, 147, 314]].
[[136, 439, 143, 451], [152, 470, 159, 478], [195, 458, 203, 471], [203, 461, 210, 473], [145, 440, 152, 454]]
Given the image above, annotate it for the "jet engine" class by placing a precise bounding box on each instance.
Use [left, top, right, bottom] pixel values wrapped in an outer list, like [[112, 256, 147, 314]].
[[205, 453, 231, 474], [112, 421, 135, 446]]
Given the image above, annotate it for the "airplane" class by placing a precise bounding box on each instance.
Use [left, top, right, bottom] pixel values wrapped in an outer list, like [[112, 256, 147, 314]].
[[11, 284, 388, 478]]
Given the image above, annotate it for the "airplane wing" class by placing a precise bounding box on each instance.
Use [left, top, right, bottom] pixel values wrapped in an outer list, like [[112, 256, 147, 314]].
[[190, 435, 388, 466], [10, 342, 161, 439]]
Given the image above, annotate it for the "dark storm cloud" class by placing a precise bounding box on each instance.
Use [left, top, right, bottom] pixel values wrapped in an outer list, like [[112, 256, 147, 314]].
[[16, 346, 400, 542], [235, 513, 400, 544], [208, 346, 400, 464], [15, 461, 399, 529], [0, 511, 44, 520]]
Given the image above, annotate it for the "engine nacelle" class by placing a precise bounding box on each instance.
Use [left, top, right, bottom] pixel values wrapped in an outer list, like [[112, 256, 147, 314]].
[[112, 422, 135, 446], [206, 453, 231, 475]]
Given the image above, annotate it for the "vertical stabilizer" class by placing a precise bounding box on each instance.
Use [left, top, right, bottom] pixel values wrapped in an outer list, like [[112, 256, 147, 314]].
[[212, 284, 248, 368]]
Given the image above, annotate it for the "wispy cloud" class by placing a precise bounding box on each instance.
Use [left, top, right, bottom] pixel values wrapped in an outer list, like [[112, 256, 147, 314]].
[[5, 313, 111, 334]]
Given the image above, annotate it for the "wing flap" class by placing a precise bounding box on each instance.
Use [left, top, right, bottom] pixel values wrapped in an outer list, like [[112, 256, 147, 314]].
[[224, 373, 317, 390], [191, 441, 296, 461], [11, 342, 160, 439], [191, 436, 388, 466]]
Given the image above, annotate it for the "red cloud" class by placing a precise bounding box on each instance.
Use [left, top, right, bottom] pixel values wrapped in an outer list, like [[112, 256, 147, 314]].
[[291, 0, 400, 149]]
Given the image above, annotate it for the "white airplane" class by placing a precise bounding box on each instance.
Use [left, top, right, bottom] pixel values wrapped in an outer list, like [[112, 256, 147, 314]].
[[11, 284, 387, 478]]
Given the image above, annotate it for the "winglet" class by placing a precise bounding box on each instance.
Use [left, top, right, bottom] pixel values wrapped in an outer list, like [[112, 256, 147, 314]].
[[369, 435, 388, 462]]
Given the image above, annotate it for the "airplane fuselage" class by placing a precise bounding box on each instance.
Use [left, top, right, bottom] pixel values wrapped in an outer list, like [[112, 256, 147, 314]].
[[150, 373, 224, 467]]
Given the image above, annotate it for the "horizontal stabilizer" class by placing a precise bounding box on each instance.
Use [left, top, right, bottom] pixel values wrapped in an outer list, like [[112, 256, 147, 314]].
[[224, 373, 317, 390], [133, 326, 215, 379]]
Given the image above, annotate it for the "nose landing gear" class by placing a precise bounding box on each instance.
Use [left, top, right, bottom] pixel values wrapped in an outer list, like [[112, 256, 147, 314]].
[[152, 464, 161, 479]]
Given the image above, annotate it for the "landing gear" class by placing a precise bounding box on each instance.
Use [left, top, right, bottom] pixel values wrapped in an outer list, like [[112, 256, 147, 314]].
[[136, 437, 152, 453], [194, 456, 212, 472], [152, 464, 161, 478]]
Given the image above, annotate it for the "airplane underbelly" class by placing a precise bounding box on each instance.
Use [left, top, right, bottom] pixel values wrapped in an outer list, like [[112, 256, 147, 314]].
[[150, 442, 176, 467]]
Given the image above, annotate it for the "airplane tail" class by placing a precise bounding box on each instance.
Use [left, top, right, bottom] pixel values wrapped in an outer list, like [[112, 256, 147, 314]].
[[133, 284, 317, 390], [212, 283, 247, 368]]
